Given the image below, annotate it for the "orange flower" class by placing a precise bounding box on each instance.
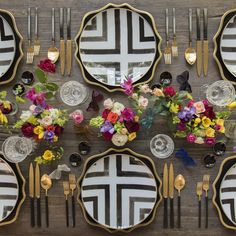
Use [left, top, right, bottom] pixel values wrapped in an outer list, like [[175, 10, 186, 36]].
[[107, 112, 119, 124]]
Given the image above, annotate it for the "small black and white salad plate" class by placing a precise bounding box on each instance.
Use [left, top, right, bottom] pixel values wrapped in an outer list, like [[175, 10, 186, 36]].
[[77, 148, 162, 232]]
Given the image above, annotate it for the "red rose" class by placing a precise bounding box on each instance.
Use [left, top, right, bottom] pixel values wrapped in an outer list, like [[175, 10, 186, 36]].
[[0, 102, 12, 114], [103, 132, 113, 141], [47, 125, 55, 132], [54, 125, 64, 136], [21, 123, 34, 138], [163, 86, 176, 97], [102, 109, 110, 119], [38, 59, 56, 73], [203, 106, 216, 119], [125, 121, 140, 133]]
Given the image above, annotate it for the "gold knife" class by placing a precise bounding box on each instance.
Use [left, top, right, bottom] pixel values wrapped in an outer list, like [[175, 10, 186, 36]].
[[163, 162, 168, 228], [203, 8, 208, 76], [196, 8, 202, 77], [29, 163, 35, 227], [60, 8, 65, 76], [35, 163, 41, 227], [169, 162, 174, 228], [66, 8, 72, 76]]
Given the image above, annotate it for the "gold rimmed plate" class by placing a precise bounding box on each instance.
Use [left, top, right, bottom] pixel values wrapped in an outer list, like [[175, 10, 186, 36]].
[[0, 9, 23, 85], [77, 148, 162, 233], [213, 155, 236, 230], [213, 9, 236, 85], [75, 3, 162, 92], [0, 152, 25, 226]]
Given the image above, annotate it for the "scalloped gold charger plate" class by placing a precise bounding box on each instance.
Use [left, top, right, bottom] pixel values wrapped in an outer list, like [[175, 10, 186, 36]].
[[77, 148, 162, 233]]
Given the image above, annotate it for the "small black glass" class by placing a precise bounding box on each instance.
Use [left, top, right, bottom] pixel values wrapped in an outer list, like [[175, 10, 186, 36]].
[[78, 141, 91, 155], [213, 142, 226, 156], [12, 84, 25, 96], [204, 154, 216, 168], [69, 153, 82, 167], [159, 71, 172, 86], [21, 71, 34, 85]]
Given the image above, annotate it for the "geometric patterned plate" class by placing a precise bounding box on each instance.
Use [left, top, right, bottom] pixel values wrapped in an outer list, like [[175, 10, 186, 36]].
[[75, 3, 162, 92], [77, 148, 162, 233], [214, 9, 236, 85], [0, 152, 25, 226], [0, 9, 23, 85], [213, 155, 236, 230]]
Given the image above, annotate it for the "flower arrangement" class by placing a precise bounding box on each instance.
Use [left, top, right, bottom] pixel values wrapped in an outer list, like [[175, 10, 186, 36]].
[[34, 147, 64, 165], [0, 91, 15, 125], [89, 98, 142, 146], [173, 99, 230, 145], [14, 88, 68, 143]]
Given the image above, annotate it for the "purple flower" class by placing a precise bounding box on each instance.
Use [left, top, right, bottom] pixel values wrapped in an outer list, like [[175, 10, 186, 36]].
[[121, 78, 134, 96], [34, 106, 44, 115], [44, 131, 54, 141], [233, 146, 236, 152], [178, 107, 196, 122], [120, 108, 135, 122], [100, 121, 115, 134], [177, 122, 186, 131]]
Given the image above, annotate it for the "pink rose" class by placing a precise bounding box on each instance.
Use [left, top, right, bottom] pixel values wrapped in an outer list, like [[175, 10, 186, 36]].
[[193, 101, 205, 114], [138, 96, 148, 109], [205, 137, 216, 146], [39, 116, 53, 127], [70, 110, 84, 125], [38, 59, 56, 73], [187, 100, 195, 107], [186, 134, 197, 143], [103, 98, 114, 110]]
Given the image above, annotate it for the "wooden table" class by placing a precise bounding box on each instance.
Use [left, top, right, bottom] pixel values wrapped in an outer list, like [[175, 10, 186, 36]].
[[0, 0, 236, 235]]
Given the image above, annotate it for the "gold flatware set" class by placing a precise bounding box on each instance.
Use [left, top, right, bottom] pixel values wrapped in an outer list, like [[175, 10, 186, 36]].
[[163, 162, 185, 229]]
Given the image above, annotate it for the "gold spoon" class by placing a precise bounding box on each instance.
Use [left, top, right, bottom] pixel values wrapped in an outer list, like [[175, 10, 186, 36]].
[[185, 8, 196, 65], [41, 174, 52, 227], [48, 8, 59, 63], [174, 174, 186, 228]]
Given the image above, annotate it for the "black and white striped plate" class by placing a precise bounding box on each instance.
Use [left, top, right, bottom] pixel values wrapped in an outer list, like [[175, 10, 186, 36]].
[[213, 155, 236, 230], [75, 3, 162, 92], [0, 10, 23, 85], [78, 148, 162, 232], [0, 153, 25, 226]]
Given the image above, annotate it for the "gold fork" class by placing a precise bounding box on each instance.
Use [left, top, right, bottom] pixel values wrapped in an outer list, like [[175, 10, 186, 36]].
[[172, 8, 178, 57], [197, 182, 203, 228], [69, 174, 76, 227], [34, 7, 40, 55], [26, 8, 34, 64], [63, 181, 70, 227], [203, 175, 210, 229], [164, 9, 171, 64]]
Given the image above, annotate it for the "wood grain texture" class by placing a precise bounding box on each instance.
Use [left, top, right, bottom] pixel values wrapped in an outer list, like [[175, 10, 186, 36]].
[[0, 0, 236, 235]]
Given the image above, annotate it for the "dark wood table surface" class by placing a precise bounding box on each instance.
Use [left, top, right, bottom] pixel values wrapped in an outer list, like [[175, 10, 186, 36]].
[[0, 0, 236, 235]]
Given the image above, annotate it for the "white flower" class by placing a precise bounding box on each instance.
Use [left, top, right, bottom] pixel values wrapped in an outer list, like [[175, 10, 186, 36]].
[[20, 110, 32, 122], [194, 137, 204, 144], [111, 102, 125, 115], [103, 98, 114, 110], [138, 96, 149, 109], [49, 108, 59, 120], [29, 105, 36, 113], [111, 133, 128, 146], [131, 93, 139, 100], [39, 116, 53, 127], [139, 84, 152, 94]]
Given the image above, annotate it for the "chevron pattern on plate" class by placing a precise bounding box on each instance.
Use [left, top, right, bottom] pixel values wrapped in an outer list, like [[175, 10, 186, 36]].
[[0, 158, 18, 222], [81, 154, 157, 230], [220, 15, 236, 77], [79, 8, 156, 86], [0, 16, 15, 77], [220, 164, 236, 225]]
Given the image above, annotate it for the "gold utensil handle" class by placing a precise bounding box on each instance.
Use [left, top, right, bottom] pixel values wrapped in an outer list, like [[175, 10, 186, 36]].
[[66, 40, 72, 76], [60, 40, 65, 75], [203, 40, 208, 76], [196, 40, 202, 77]]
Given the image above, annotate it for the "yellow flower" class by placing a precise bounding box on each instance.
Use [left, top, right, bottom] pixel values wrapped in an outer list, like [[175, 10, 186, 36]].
[[202, 116, 212, 128], [134, 116, 139, 122], [216, 118, 224, 127], [219, 126, 225, 133], [33, 126, 44, 139], [205, 127, 215, 137], [0, 111, 7, 124], [152, 88, 164, 97], [194, 117, 201, 126], [42, 150, 54, 161], [128, 132, 137, 141], [169, 103, 179, 113], [227, 101, 236, 110], [3, 101, 11, 110], [53, 135, 58, 142]]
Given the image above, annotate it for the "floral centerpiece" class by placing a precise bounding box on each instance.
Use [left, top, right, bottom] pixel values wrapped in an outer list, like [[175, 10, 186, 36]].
[[172, 99, 230, 145], [14, 88, 68, 143], [89, 97, 144, 146]]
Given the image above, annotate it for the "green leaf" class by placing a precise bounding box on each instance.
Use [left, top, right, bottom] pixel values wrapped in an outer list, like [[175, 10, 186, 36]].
[[0, 91, 7, 99], [34, 84, 44, 93], [45, 92, 54, 100], [45, 82, 59, 91], [35, 68, 47, 83], [15, 96, 25, 103]]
